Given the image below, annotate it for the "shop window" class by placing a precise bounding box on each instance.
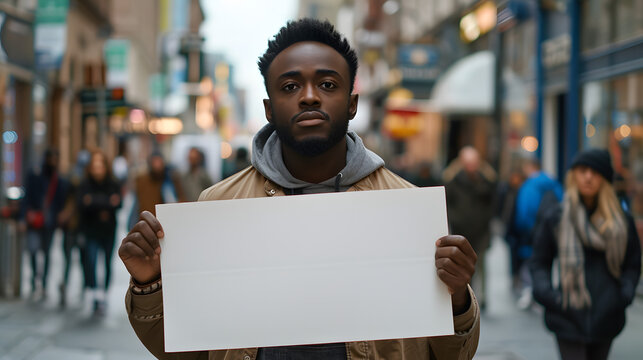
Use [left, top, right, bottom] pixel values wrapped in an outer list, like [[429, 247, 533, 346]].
[[581, 71, 643, 229], [582, 0, 643, 52]]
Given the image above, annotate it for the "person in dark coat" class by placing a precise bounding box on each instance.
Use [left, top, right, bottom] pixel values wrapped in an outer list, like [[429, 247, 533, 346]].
[[530, 149, 641, 360], [22, 148, 68, 299], [77, 150, 122, 315], [444, 146, 497, 309]]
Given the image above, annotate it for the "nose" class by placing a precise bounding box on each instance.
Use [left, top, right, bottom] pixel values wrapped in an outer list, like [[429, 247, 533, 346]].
[[299, 82, 320, 107]]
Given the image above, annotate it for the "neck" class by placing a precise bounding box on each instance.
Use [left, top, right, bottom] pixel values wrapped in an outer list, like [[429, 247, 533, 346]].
[[281, 138, 347, 184], [581, 195, 597, 210]]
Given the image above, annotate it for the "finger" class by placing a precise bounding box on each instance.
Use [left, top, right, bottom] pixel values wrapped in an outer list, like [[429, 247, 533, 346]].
[[435, 257, 473, 282], [118, 240, 148, 260], [124, 232, 156, 258], [435, 246, 476, 272], [436, 268, 469, 292], [133, 220, 161, 253], [140, 211, 164, 238], [436, 235, 477, 261]]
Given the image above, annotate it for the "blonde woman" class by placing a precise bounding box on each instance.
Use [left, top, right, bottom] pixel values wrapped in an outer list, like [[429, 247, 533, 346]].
[[530, 149, 641, 360]]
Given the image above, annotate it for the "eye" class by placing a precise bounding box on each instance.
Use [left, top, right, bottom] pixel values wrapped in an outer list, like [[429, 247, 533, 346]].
[[282, 83, 298, 92], [320, 81, 337, 90]]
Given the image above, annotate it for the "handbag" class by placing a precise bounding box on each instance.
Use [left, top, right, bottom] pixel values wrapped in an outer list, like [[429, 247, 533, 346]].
[[26, 210, 45, 229], [27, 173, 58, 229]]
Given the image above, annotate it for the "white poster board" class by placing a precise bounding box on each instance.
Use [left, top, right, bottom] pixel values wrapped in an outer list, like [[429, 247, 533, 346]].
[[156, 187, 454, 352]]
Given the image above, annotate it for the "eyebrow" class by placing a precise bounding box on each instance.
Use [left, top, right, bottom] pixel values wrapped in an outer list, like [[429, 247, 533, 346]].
[[277, 69, 342, 79]]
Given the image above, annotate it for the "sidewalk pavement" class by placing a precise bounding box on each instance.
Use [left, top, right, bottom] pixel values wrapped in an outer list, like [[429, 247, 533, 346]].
[[1, 197, 641, 359], [0, 195, 154, 360]]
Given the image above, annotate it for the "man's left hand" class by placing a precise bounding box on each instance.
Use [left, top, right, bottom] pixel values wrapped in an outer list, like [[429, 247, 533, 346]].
[[435, 235, 477, 315]]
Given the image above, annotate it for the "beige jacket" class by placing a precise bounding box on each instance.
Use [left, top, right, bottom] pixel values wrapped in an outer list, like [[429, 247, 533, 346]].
[[126, 166, 480, 360]]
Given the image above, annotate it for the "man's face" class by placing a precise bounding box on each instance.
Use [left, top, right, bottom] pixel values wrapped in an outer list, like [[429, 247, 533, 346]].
[[263, 41, 358, 157], [150, 156, 165, 176], [188, 149, 200, 167]]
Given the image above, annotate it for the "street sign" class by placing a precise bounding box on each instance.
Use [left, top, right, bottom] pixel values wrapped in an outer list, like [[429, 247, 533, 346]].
[[34, 0, 69, 69]]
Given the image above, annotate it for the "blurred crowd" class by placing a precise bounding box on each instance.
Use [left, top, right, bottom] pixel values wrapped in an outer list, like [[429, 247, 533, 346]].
[[3, 146, 237, 316], [1, 143, 640, 358], [394, 146, 641, 358]]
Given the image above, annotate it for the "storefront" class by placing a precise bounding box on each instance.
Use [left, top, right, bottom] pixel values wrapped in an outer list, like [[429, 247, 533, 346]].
[[578, 0, 643, 236], [0, 7, 36, 200]]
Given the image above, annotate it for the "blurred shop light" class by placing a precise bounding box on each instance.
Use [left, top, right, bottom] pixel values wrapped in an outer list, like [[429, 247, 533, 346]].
[[200, 76, 213, 94], [460, 14, 480, 42], [130, 109, 146, 124], [148, 117, 183, 135], [382, 0, 400, 15], [33, 121, 47, 137], [460, 1, 497, 43], [586, 123, 596, 137], [615, 125, 631, 141], [6, 186, 24, 200], [2, 131, 18, 144], [521, 136, 539, 152], [196, 96, 215, 130], [220, 141, 232, 159]]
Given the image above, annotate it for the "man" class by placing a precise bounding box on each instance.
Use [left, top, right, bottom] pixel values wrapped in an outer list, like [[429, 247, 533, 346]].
[[134, 152, 185, 215], [443, 146, 496, 310], [120, 19, 480, 360], [182, 147, 213, 202], [512, 156, 562, 309]]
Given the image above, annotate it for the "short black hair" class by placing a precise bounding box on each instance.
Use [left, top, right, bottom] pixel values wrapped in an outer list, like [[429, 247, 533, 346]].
[[258, 18, 358, 93]]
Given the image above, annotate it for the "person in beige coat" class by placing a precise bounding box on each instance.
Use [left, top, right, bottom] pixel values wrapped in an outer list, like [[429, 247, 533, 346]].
[[119, 18, 480, 360]]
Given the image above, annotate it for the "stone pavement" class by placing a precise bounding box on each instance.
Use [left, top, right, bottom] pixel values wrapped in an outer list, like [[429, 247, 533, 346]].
[[0, 196, 154, 360], [1, 199, 641, 359]]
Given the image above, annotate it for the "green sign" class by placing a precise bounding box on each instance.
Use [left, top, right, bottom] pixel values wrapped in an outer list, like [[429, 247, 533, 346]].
[[104, 39, 130, 86], [34, 0, 69, 69], [35, 0, 69, 24]]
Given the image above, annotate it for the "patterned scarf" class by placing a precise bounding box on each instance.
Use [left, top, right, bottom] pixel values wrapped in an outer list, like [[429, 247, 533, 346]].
[[558, 193, 627, 309]]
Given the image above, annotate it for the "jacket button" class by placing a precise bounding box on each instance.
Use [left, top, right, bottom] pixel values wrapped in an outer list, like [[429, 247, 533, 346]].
[[243, 356, 251, 360]]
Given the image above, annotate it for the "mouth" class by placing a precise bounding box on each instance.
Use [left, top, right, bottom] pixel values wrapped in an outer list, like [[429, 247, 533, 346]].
[[295, 111, 327, 127]]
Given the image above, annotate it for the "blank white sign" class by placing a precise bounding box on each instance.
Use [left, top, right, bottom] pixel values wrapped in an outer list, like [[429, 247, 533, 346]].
[[156, 187, 454, 352]]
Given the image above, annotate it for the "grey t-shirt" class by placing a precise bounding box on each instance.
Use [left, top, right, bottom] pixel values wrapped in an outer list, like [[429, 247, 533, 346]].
[[256, 343, 347, 360]]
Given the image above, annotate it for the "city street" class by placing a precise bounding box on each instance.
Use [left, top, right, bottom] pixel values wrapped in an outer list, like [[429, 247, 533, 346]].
[[1, 197, 642, 359]]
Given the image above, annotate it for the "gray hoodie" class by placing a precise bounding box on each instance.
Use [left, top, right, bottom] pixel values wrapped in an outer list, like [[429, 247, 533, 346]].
[[251, 124, 384, 194]]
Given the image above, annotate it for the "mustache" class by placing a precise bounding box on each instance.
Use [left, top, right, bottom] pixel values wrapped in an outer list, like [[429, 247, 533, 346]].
[[289, 109, 330, 124]]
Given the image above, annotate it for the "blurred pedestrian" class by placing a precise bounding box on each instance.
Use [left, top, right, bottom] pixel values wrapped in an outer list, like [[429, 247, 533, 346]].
[[77, 150, 122, 316], [495, 167, 525, 292], [182, 147, 213, 202], [57, 150, 90, 308], [512, 156, 563, 309], [222, 147, 251, 179], [408, 162, 441, 187], [444, 146, 497, 310], [530, 149, 641, 360], [21, 148, 68, 300], [133, 152, 185, 217]]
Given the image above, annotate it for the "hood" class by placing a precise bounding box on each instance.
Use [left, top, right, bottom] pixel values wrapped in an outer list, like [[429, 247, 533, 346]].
[[251, 124, 384, 193]]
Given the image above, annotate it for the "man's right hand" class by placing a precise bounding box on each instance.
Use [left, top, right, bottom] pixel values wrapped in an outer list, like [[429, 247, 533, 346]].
[[119, 210, 163, 284]]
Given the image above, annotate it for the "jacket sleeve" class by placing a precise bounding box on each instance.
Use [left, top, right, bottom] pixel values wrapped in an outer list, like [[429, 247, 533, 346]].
[[427, 285, 480, 360], [125, 286, 208, 360], [529, 209, 562, 310], [621, 214, 642, 306]]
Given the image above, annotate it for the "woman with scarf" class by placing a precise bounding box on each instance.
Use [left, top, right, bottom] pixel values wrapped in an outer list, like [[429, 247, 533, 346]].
[[530, 149, 641, 360]]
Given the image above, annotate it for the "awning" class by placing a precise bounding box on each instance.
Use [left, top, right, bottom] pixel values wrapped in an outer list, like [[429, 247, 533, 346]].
[[430, 50, 529, 115]]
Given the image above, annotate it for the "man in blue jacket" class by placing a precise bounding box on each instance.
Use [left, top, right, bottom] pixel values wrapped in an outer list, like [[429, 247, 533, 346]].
[[512, 156, 562, 309]]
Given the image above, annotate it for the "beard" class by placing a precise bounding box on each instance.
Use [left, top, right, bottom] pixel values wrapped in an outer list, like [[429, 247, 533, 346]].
[[273, 109, 349, 157]]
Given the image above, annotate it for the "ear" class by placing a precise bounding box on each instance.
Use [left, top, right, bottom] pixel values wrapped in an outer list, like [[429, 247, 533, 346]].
[[263, 99, 273, 123], [348, 94, 359, 120]]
